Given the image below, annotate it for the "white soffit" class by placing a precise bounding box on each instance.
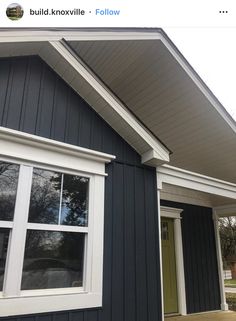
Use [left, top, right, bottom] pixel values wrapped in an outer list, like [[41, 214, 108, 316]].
[[67, 31, 236, 183]]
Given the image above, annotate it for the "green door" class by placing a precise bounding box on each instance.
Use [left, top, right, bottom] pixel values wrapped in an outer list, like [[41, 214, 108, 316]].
[[161, 218, 178, 314]]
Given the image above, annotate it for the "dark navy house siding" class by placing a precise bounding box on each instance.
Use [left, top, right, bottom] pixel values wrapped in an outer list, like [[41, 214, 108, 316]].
[[0, 56, 162, 321], [161, 200, 221, 314]]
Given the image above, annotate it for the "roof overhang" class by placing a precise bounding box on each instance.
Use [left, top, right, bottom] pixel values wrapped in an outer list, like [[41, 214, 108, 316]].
[[1, 28, 236, 181], [0, 29, 171, 166]]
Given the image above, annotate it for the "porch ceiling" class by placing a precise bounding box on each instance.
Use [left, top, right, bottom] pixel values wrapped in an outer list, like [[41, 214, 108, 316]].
[[68, 35, 236, 184]]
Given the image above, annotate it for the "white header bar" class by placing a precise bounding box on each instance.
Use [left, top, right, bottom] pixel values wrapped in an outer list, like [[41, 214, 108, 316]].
[[0, 0, 236, 28]]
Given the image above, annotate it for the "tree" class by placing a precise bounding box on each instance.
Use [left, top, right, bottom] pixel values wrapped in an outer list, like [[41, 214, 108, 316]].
[[219, 216, 236, 279]]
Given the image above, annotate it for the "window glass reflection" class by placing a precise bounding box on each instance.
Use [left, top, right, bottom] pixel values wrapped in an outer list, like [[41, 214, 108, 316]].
[[21, 230, 84, 290], [28, 169, 61, 224], [61, 175, 89, 227], [0, 162, 19, 221], [0, 228, 10, 291], [28, 169, 89, 226]]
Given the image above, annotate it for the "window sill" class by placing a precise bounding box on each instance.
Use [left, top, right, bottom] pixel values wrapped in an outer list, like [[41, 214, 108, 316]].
[[0, 291, 102, 316]]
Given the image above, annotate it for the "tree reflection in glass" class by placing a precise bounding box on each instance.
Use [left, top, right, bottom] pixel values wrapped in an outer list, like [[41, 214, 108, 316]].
[[61, 175, 89, 227], [21, 230, 84, 290], [28, 168, 89, 226], [0, 162, 19, 221], [28, 169, 61, 224]]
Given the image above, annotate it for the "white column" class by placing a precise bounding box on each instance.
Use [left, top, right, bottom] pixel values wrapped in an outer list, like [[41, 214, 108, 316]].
[[157, 185, 164, 321], [212, 211, 228, 311], [174, 217, 187, 315]]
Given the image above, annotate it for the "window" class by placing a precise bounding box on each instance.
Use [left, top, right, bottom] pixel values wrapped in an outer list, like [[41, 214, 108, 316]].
[[0, 127, 114, 316]]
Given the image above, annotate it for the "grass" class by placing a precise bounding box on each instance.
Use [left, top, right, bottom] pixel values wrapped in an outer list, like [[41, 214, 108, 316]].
[[226, 293, 236, 311], [225, 279, 236, 288]]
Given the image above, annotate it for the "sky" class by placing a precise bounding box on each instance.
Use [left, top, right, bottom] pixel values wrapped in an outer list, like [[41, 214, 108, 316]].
[[164, 27, 236, 121]]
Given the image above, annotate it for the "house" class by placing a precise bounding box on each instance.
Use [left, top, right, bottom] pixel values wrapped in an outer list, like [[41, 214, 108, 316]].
[[0, 28, 236, 321]]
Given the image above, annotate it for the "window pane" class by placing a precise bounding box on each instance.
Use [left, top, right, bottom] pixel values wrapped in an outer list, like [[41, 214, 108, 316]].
[[21, 230, 84, 290], [28, 169, 62, 224], [0, 228, 10, 291], [61, 175, 89, 227], [0, 162, 19, 221]]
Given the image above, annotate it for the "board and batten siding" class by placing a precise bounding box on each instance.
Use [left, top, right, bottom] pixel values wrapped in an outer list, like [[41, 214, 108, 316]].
[[0, 56, 162, 321], [161, 200, 221, 314]]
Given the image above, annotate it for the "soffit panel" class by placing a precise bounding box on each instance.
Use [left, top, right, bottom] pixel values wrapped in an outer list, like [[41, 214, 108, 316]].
[[69, 39, 236, 183]]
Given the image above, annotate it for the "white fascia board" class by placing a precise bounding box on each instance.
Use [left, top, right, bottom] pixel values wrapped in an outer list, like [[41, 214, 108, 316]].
[[157, 164, 236, 199], [0, 30, 162, 43], [48, 41, 170, 165]]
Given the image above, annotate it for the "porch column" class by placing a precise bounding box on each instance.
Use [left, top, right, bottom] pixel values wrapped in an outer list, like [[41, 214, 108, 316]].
[[212, 212, 228, 311], [157, 179, 164, 321]]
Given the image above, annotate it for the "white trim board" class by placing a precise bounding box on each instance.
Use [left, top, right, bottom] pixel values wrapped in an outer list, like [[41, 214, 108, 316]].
[[0, 30, 163, 42], [0, 127, 115, 177], [157, 165, 236, 199], [46, 40, 170, 166]]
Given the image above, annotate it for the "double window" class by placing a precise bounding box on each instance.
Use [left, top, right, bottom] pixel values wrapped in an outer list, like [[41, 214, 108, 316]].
[[0, 127, 114, 316]]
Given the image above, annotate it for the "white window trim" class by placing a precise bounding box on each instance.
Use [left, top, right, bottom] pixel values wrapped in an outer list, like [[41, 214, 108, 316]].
[[160, 206, 187, 316], [0, 127, 115, 316]]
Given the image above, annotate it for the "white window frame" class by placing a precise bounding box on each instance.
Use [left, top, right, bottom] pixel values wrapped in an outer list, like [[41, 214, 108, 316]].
[[0, 127, 115, 316]]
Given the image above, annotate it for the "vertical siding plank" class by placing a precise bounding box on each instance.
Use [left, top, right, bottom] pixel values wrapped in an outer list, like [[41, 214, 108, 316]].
[[20, 317, 35, 321], [20, 57, 42, 134], [101, 124, 113, 155], [124, 165, 136, 321], [65, 91, 80, 145], [69, 311, 84, 321], [0, 59, 11, 124], [112, 134, 124, 162], [144, 168, 160, 321], [36, 314, 52, 321], [111, 163, 124, 321], [84, 311, 98, 321], [90, 114, 103, 151], [3, 58, 28, 130], [51, 79, 68, 142], [36, 67, 56, 138], [135, 167, 148, 321], [77, 101, 92, 149], [52, 313, 69, 321]]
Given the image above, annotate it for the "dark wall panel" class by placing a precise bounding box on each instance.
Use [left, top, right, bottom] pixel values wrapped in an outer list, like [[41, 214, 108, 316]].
[[161, 200, 221, 314], [0, 56, 162, 321], [0, 56, 140, 166]]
